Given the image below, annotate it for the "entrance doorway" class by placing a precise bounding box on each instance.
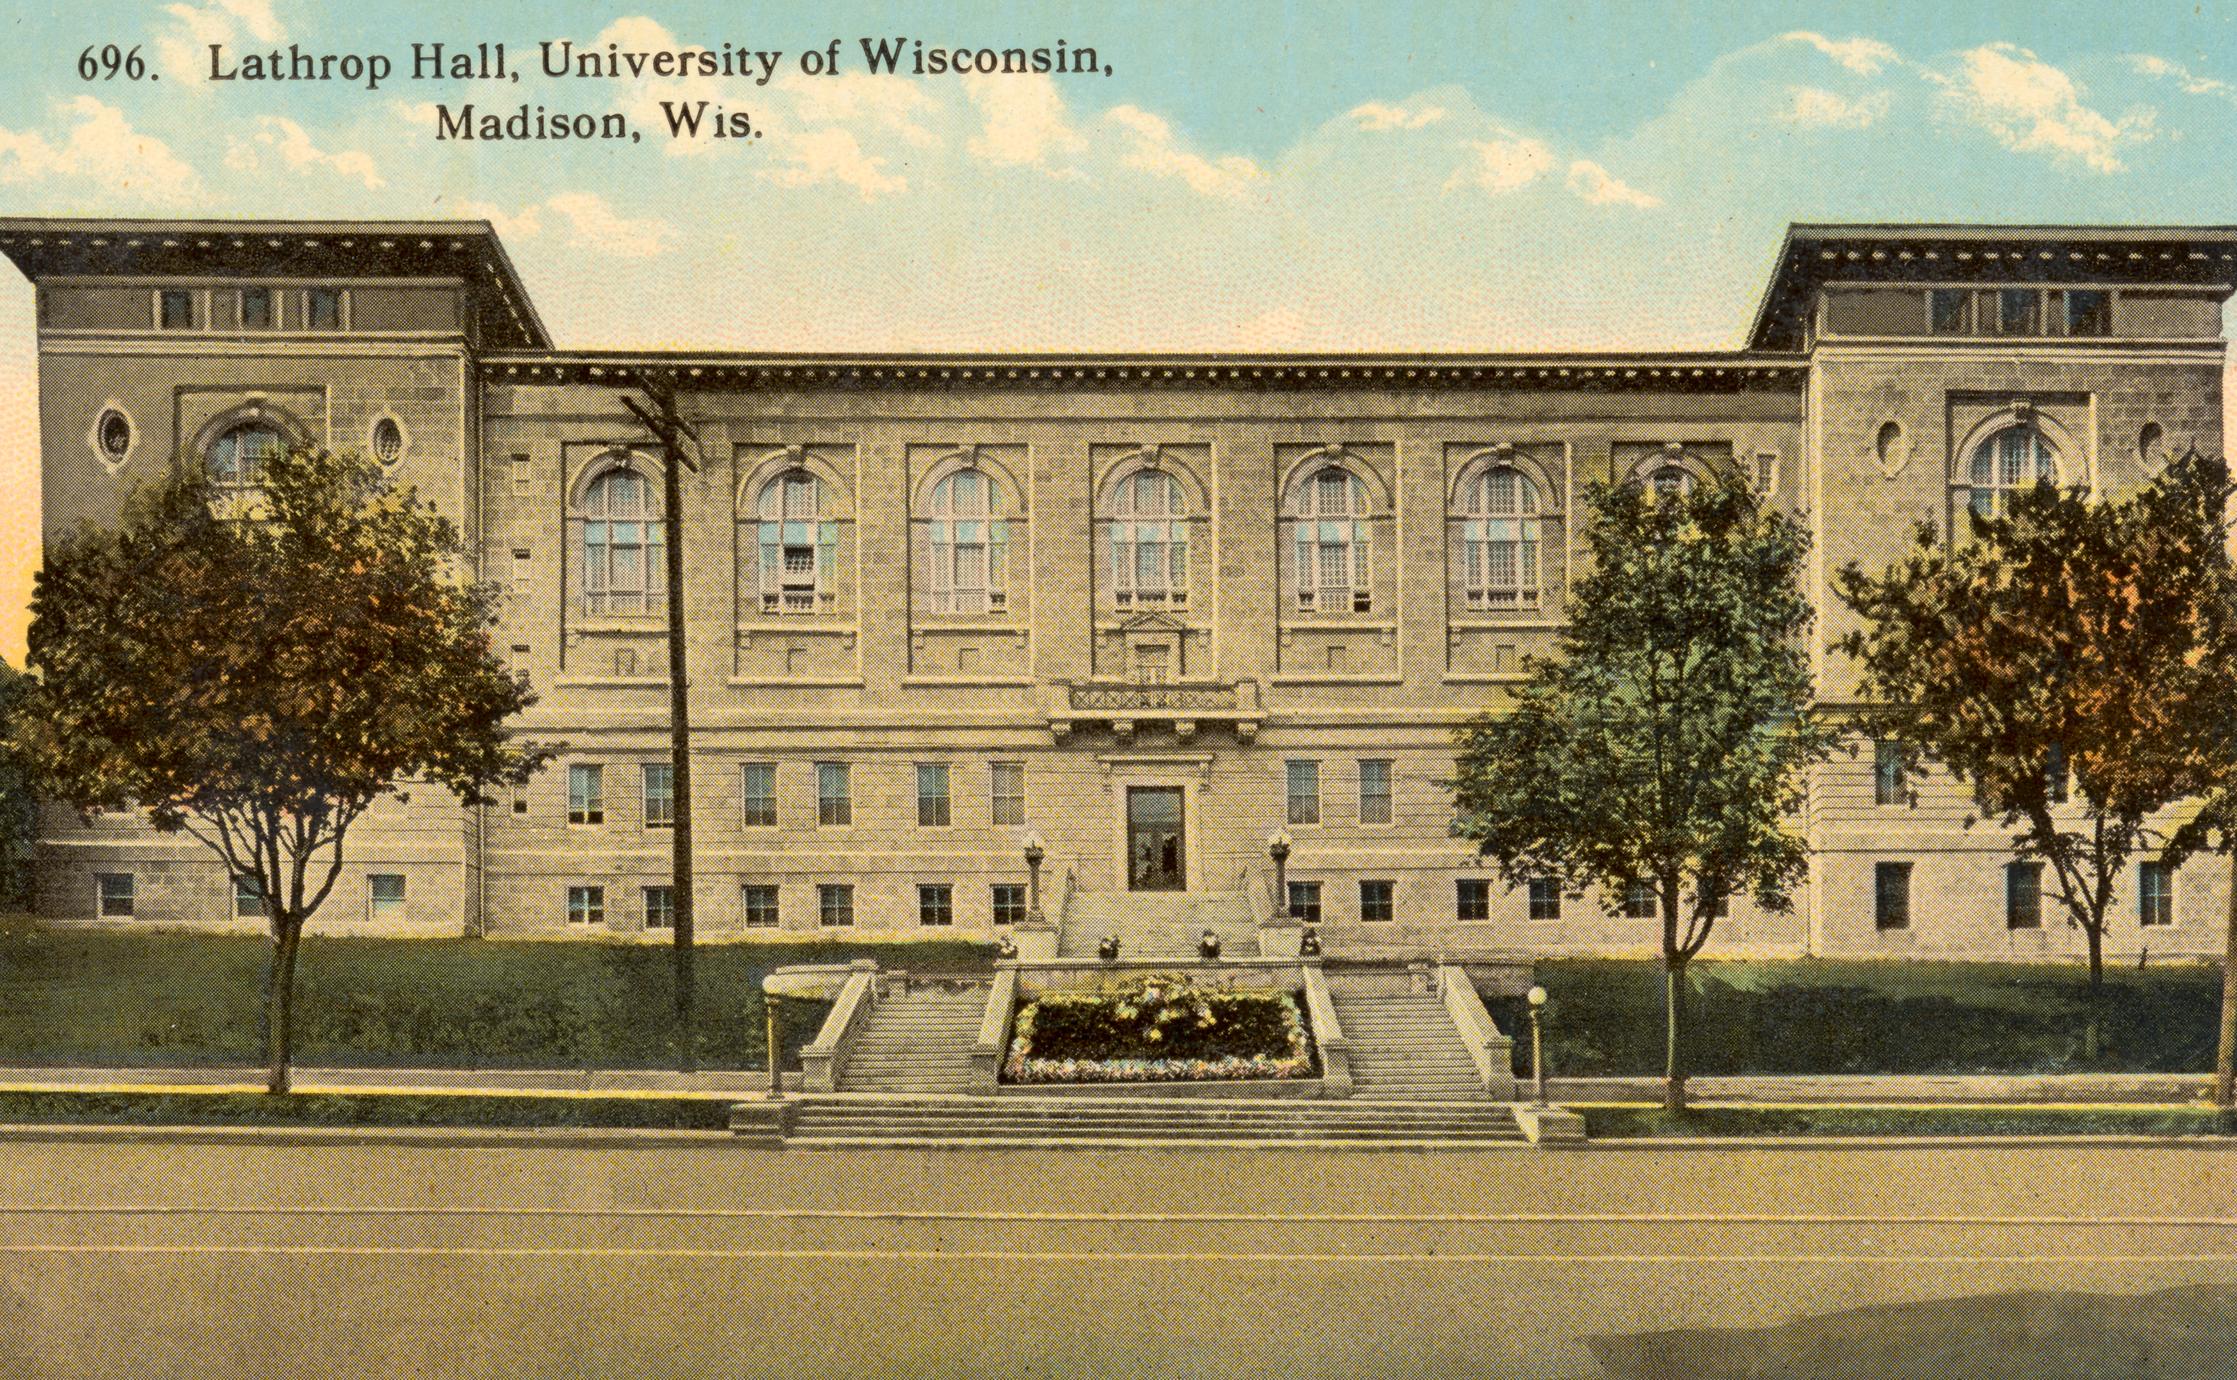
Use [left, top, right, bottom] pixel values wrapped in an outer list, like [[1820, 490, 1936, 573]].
[[1127, 787, 1185, 891]]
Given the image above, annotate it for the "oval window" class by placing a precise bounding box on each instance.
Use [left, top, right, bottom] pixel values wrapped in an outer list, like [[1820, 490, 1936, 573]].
[[372, 417, 403, 464], [97, 409, 131, 464], [2139, 421, 2166, 467], [1875, 420, 1905, 475]]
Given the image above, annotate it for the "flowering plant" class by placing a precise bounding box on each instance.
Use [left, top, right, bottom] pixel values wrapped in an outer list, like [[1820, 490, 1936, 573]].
[[1003, 973, 1313, 1083]]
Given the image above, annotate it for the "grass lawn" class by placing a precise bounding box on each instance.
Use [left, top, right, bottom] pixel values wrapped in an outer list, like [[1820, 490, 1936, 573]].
[[0, 916, 992, 1071], [1485, 957, 2226, 1078]]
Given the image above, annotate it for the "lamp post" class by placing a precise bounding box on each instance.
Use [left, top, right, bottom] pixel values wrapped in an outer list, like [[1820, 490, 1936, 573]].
[[1268, 829, 1292, 917], [1527, 985, 1549, 1108], [1024, 831, 1046, 924]]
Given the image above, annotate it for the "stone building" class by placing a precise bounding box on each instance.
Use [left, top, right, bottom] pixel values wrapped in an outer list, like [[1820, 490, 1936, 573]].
[[2, 217, 2231, 959]]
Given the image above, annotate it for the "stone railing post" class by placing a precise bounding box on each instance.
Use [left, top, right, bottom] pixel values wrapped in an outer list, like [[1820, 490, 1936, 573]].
[[1300, 959, 1352, 1098], [798, 960, 878, 1094], [970, 966, 1019, 1094]]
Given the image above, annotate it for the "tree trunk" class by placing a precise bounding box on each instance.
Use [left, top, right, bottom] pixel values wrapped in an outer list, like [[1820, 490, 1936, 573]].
[[265, 916, 304, 1095], [2216, 849, 2237, 1110], [1663, 954, 1689, 1115], [2083, 922, 2105, 1064]]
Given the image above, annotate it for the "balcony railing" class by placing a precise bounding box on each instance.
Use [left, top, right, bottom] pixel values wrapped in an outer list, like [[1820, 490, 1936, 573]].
[[1046, 678, 1262, 741]]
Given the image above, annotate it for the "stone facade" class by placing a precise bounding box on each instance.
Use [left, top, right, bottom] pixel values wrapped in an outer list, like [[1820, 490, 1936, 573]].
[[4, 218, 2232, 960]]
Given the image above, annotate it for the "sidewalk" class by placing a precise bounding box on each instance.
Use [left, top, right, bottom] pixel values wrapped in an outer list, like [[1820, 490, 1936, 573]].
[[0, 1064, 776, 1099], [1551, 1072, 2219, 1108], [0, 1064, 2222, 1107]]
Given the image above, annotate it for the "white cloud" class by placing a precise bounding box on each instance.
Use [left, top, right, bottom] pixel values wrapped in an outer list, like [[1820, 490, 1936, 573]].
[[155, 0, 287, 85], [1783, 85, 1893, 129], [1444, 134, 1558, 193], [782, 72, 940, 149], [965, 72, 1086, 170], [454, 193, 670, 257], [224, 115, 382, 189], [0, 96, 200, 202], [2127, 53, 2237, 104], [1778, 31, 1901, 76], [1564, 159, 1661, 208], [543, 192, 671, 257], [1932, 42, 2152, 173], [1348, 101, 1448, 132], [1103, 105, 1266, 200], [760, 126, 909, 200]]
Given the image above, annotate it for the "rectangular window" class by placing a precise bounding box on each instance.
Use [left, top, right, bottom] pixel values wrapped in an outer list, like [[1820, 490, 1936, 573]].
[[158, 289, 194, 330], [566, 885, 605, 927], [1286, 759, 1321, 826], [2047, 745, 2070, 805], [1287, 881, 1323, 924], [2065, 289, 2112, 337], [1700, 888, 1731, 920], [1457, 878, 1492, 922], [741, 763, 777, 827], [1358, 759, 1393, 826], [817, 762, 851, 827], [818, 883, 854, 927], [234, 875, 264, 919], [1874, 740, 1908, 806], [510, 453, 532, 496], [919, 884, 954, 927], [643, 885, 673, 931], [990, 761, 1025, 827], [366, 873, 406, 921], [916, 763, 951, 827], [2006, 861, 2044, 930], [1623, 880, 1659, 920], [510, 548, 532, 594], [1874, 862, 1912, 931], [1997, 288, 2040, 335], [567, 764, 604, 825], [992, 883, 1028, 926], [1528, 878, 1561, 922], [96, 872, 135, 918], [1929, 288, 1969, 334], [742, 884, 779, 929], [307, 287, 343, 330], [239, 287, 273, 329], [2140, 861, 2175, 928], [641, 763, 674, 829], [511, 784, 529, 815], [1359, 879, 1394, 923]]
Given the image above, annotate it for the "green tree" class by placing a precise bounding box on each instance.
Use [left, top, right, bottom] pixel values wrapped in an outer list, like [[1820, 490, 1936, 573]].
[[1835, 451, 2237, 1061], [16, 445, 549, 1092], [0, 660, 40, 909], [1453, 474, 1834, 1113]]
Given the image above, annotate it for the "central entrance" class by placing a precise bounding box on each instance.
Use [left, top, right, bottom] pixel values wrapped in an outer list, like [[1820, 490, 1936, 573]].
[[1127, 787, 1186, 891]]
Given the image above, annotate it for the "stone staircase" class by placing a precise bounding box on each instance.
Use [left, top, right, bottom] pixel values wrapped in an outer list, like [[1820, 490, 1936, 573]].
[[780, 1093, 1525, 1149], [1058, 890, 1260, 959], [835, 980, 988, 1094], [1330, 989, 1491, 1101]]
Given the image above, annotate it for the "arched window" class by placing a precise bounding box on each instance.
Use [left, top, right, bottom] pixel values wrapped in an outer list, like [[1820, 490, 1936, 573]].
[[206, 422, 283, 492], [1459, 465, 1544, 610], [1295, 466, 1371, 613], [581, 465, 665, 615], [1648, 464, 1695, 498], [1967, 425, 2056, 519], [927, 467, 1008, 614], [1110, 468, 1188, 607], [754, 468, 834, 614]]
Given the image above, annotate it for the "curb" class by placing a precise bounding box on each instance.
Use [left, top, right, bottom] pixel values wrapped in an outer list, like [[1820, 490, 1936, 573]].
[[0, 1121, 747, 1150]]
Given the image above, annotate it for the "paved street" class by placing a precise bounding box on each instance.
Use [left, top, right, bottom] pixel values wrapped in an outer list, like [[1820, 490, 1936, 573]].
[[5, 1132, 2237, 1378]]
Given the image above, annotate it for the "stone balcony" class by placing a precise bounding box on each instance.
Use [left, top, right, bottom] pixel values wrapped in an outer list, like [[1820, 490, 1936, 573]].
[[1044, 677, 1262, 742]]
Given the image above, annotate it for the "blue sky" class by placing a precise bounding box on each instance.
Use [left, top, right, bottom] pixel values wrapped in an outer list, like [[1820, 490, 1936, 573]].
[[0, 1, 2233, 651]]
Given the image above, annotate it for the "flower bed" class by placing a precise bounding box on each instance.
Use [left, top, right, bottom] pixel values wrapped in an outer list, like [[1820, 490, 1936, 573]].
[[1003, 972, 1315, 1085]]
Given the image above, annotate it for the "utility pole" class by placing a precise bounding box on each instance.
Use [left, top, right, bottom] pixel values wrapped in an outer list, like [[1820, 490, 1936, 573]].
[[623, 370, 699, 1072]]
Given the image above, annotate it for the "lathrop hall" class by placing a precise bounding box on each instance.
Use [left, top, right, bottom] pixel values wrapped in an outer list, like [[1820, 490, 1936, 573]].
[[2, 216, 2231, 963]]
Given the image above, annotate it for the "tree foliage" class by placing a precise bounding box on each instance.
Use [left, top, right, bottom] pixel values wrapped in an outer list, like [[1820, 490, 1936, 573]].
[[0, 660, 39, 909], [1833, 451, 2237, 1050], [16, 446, 550, 1090], [1452, 473, 1834, 1110]]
